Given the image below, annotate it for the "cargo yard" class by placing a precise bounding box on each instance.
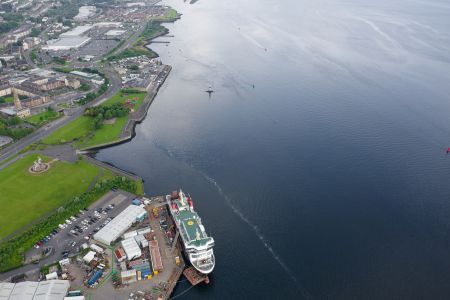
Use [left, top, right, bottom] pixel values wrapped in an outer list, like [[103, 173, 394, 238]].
[[0, 190, 207, 300]]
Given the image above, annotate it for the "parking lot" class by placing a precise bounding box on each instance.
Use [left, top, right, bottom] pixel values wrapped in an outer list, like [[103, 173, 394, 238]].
[[25, 190, 137, 265]]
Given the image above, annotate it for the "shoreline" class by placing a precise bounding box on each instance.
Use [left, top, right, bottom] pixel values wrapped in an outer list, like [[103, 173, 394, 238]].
[[0, 9, 186, 296], [80, 65, 172, 152]]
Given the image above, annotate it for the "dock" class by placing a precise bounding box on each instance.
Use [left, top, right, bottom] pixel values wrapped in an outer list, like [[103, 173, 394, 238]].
[[183, 267, 209, 286]]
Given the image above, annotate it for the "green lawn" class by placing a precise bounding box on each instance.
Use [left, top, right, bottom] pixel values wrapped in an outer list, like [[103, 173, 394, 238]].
[[152, 8, 179, 22], [41, 91, 146, 149], [0, 95, 14, 103], [103, 90, 146, 108], [41, 116, 92, 145], [0, 154, 101, 238], [25, 110, 60, 126], [81, 116, 128, 148]]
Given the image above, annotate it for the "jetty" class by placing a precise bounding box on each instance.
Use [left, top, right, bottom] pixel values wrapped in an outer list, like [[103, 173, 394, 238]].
[[183, 267, 210, 286]]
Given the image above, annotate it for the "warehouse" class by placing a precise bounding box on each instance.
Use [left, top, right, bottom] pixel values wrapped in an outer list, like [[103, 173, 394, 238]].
[[42, 37, 91, 51], [0, 280, 70, 300], [43, 26, 93, 51], [93, 205, 147, 245], [121, 237, 142, 260]]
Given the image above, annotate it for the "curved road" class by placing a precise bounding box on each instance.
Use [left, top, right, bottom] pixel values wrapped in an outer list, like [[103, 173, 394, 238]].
[[0, 65, 121, 163]]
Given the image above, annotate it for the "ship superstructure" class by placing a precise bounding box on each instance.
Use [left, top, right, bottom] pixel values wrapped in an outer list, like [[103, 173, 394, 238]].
[[167, 190, 215, 274]]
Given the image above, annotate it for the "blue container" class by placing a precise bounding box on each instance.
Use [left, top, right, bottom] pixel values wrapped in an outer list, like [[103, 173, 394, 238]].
[[132, 199, 141, 206], [88, 270, 103, 286]]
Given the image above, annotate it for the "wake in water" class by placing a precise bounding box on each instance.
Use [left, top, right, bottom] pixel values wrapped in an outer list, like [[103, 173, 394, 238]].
[[201, 173, 312, 299], [152, 141, 312, 298]]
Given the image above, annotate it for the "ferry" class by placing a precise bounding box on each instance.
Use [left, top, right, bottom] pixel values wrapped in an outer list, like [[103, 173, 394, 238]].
[[167, 190, 215, 274]]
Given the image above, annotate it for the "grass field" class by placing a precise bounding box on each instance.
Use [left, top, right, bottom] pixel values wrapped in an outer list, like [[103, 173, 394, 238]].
[[41, 116, 92, 145], [0, 154, 101, 239], [41, 91, 146, 148], [25, 110, 60, 126], [0, 95, 14, 103], [81, 116, 128, 148]]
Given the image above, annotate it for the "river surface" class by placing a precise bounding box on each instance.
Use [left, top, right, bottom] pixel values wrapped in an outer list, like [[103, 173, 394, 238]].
[[96, 0, 450, 298]]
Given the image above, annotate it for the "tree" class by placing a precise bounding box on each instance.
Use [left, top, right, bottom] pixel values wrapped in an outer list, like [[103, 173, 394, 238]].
[[104, 110, 113, 119], [30, 28, 41, 37], [128, 64, 139, 71]]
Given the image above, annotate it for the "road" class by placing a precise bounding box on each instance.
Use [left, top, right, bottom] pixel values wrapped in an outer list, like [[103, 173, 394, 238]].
[[0, 64, 121, 164], [0, 19, 152, 164]]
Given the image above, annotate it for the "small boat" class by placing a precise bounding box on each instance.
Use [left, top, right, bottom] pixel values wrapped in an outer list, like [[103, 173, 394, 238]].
[[206, 86, 214, 93]]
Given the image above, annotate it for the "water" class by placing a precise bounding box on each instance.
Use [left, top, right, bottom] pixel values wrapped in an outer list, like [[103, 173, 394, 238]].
[[96, 0, 450, 298]]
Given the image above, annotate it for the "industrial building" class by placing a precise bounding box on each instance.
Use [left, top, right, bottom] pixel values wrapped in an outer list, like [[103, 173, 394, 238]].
[[121, 237, 142, 260], [93, 205, 147, 245], [69, 71, 104, 85], [43, 26, 93, 51], [43, 37, 91, 51], [0, 280, 70, 300]]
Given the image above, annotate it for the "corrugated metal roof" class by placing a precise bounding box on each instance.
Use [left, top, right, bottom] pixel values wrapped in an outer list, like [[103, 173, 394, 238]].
[[0, 282, 14, 299], [93, 205, 146, 245], [121, 237, 142, 260], [0, 281, 69, 300]]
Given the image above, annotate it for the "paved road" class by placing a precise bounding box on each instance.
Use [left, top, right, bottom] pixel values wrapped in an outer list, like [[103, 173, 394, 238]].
[[0, 190, 135, 281], [0, 64, 121, 164]]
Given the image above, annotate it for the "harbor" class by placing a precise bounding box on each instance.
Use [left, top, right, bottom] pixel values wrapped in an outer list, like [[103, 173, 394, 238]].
[[0, 189, 211, 300]]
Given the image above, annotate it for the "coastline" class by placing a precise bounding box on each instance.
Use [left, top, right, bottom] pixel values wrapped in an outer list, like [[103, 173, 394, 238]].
[[0, 7, 182, 284], [80, 65, 172, 152]]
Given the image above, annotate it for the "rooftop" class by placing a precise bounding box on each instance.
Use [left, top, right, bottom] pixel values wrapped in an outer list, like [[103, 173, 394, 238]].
[[60, 25, 93, 37], [94, 204, 146, 245]]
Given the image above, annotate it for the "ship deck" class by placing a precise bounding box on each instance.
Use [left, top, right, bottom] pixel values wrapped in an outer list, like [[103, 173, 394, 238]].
[[173, 199, 210, 247]]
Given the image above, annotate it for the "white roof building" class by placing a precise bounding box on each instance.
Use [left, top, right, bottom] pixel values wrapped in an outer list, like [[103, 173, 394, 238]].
[[43, 25, 93, 51], [33, 280, 70, 300], [0, 281, 69, 300], [105, 29, 126, 37], [45, 272, 58, 281], [0, 282, 14, 299], [94, 205, 146, 245], [58, 258, 70, 267], [9, 281, 38, 299], [122, 230, 137, 240], [89, 244, 104, 254], [83, 251, 96, 263], [121, 237, 142, 260], [60, 25, 93, 37], [42, 37, 91, 51]]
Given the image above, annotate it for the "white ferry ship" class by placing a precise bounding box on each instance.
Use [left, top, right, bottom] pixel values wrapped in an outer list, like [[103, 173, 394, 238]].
[[167, 190, 215, 274]]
